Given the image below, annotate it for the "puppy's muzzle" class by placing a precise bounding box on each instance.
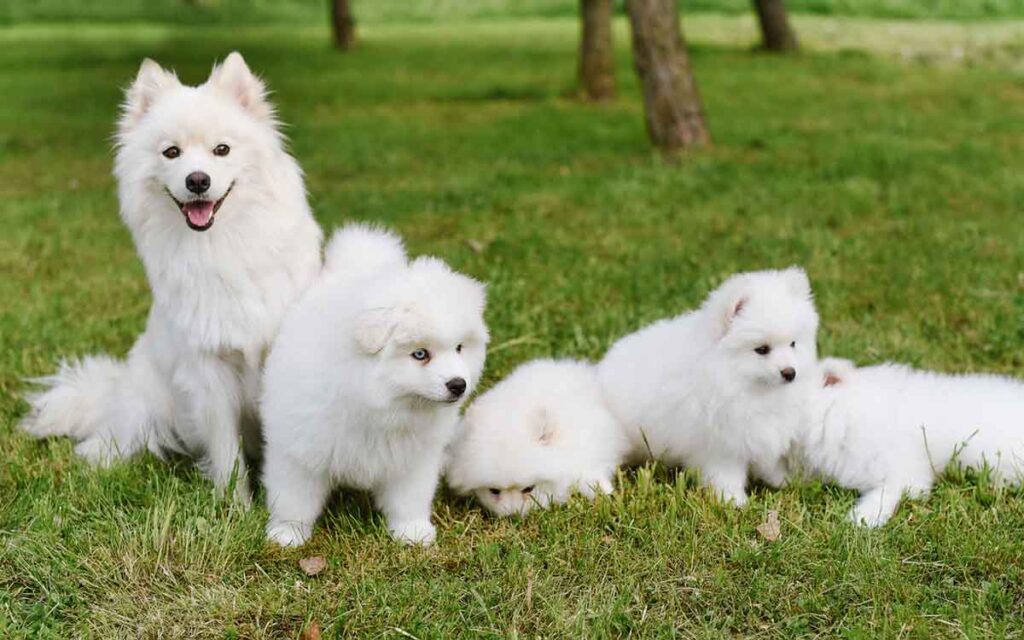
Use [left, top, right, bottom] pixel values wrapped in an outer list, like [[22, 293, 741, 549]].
[[445, 377, 467, 400]]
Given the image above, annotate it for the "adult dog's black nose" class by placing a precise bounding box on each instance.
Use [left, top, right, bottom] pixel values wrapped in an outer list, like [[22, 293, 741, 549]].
[[781, 367, 796, 382], [186, 171, 211, 194], [446, 377, 467, 397]]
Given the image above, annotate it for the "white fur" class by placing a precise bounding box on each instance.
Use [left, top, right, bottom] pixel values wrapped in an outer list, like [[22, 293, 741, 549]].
[[799, 358, 1024, 527], [597, 267, 819, 506], [445, 359, 630, 517], [20, 53, 323, 503], [261, 224, 488, 547]]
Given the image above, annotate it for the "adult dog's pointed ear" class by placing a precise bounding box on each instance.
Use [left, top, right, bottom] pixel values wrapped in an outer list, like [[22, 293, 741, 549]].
[[120, 58, 180, 132], [206, 51, 274, 122], [353, 308, 394, 354]]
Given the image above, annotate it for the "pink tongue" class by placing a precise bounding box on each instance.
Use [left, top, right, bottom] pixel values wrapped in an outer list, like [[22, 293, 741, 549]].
[[184, 201, 215, 227]]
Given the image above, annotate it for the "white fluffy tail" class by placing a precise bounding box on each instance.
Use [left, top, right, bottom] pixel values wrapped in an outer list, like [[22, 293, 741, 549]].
[[20, 352, 166, 465], [322, 223, 407, 281]]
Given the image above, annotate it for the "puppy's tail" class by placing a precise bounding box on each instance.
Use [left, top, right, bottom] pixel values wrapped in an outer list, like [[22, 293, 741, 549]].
[[20, 349, 169, 465], [323, 223, 407, 281]]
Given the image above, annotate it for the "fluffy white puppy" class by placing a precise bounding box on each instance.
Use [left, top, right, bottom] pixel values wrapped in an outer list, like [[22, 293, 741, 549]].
[[261, 224, 488, 547], [597, 267, 819, 506], [799, 357, 1024, 527], [445, 359, 630, 516], [20, 53, 322, 501]]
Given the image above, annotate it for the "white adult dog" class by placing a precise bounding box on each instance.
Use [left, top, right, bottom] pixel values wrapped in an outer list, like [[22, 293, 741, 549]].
[[799, 357, 1024, 527], [20, 53, 323, 502], [446, 358, 630, 517], [261, 225, 488, 547], [598, 268, 820, 506]]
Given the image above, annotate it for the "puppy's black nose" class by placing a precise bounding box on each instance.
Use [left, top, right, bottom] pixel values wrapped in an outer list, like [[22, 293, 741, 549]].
[[781, 367, 796, 382], [446, 377, 467, 397], [186, 171, 211, 194]]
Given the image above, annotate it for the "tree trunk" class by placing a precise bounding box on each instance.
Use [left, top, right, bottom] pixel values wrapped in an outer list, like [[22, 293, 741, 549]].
[[626, 0, 710, 152], [752, 0, 798, 52], [331, 0, 356, 50], [579, 0, 616, 100]]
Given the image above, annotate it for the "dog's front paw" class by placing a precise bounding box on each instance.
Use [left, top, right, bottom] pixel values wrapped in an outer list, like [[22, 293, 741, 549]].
[[846, 504, 889, 528], [266, 521, 312, 547], [388, 519, 436, 546], [73, 437, 116, 468], [715, 487, 748, 507]]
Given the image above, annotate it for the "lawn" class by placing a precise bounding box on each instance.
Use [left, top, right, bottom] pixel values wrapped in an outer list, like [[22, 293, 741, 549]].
[[3, 6, 1024, 639]]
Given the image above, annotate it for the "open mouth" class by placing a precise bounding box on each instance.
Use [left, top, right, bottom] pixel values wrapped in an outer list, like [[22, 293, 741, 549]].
[[165, 182, 234, 232]]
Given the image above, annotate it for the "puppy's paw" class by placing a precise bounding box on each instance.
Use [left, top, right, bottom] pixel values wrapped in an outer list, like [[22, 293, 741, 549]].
[[388, 519, 436, 546], [715, 488, 748, 507], [846, 504, 889, 528], [73, 437, 115, 468], [266, 521, 312, 548]]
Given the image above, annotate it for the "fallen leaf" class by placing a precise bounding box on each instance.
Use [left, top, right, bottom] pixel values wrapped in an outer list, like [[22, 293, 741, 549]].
[[299, 556, 327, 576], [756, 510, 781, 542], [300, 620, 321, 640], [466, 239, 487, 254]]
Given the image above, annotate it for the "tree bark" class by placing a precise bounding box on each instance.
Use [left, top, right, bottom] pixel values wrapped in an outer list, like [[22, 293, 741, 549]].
[[331, 0, 356, 50], [626, 0, 710, 152], [579, 0, 616, 100], [752, 0, 798, 52]]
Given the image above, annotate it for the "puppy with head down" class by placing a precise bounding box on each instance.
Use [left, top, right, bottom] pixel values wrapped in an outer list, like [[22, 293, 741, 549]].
[[261, 224, 488, 547], [598, 268, 820, 506], [446, 359, 629, 516]]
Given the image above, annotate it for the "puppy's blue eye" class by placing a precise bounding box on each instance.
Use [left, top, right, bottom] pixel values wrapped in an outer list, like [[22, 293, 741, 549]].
[[411, 348, 430, 362], [754, 345, 771, 355]]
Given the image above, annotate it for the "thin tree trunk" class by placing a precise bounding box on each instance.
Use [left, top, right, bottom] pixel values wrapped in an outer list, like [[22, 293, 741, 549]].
[[752, 0, 798, 51], [331, 0, 356, 50], [626, 0, 710, 152], [579, 0, 616, 100]]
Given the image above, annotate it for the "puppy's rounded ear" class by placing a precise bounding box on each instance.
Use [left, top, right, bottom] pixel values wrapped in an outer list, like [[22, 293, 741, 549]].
[[820, 357, 855, 387], [353, 307, 394, 354], [532, 408, 558, 446], [781, 266, 812, 299], [206, 51, 275, 123], [702, 274, 750, 338], [120, 58, 180, 132]]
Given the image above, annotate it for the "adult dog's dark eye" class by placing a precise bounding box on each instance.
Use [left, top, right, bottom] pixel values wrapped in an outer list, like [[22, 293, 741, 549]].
[[162, 146, 180, 159], [790, 341, 796, 348], [213, 144, 230, 157], [754, 345, 771, 355], [411, 348, 430, 362], [456, 344, 463, 354], [521, 485, 535, 494], [489, 488, 501, 496]]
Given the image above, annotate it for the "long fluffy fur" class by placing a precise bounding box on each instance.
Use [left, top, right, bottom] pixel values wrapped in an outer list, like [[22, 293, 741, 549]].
[[20, 53, 323, 502], [597, 267, 820, 506], [798, 358, 1024, 526], [261, 224, 489, 547], [445, 359, 630, 516]]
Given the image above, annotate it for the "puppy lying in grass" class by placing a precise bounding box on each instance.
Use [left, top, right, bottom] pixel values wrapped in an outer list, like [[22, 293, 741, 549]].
[[799, 357, 1024, 527], [445, 359, 629, 516], [598, 267, 820, 506], [261, 225, 488, 547]]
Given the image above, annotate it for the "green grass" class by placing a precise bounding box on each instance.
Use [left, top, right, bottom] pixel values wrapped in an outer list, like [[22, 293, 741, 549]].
[[4, 12, 1024, 640]]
